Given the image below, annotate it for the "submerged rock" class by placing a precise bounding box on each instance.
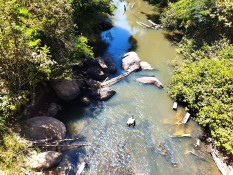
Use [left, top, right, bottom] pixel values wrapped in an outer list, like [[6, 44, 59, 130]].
[[99, 21, 113, 31], [93, 87, 116, 101], [122, 52, 141, 71], [140, 61, 154, 70], [29, 151, 62, 170], [136, 77, 163, 88], [51, 79, 80, 102], [102, 54, 117, 74], [22, 116, 66, 141]]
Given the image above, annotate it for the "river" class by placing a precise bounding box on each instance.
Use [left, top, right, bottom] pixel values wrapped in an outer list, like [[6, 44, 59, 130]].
[[57, 0, 221, 174]]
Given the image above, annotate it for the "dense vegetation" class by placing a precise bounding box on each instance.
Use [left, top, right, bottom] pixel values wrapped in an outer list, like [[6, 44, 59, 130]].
[[0, 0, 112, 174], [158, 0, 233, 153]]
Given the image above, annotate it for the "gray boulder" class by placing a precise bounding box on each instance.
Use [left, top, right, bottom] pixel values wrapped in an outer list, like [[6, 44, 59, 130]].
[[22, 116, 66, 141], [87, 66, 108, 80], [29, 151, 62, 170], [102, 54, 117, 74], [140, 61, 154, 70], [122, 52, 141, 71], [51, 79, 80, 102], [136, 77, 164, 88], [93, 87, 116, 101]]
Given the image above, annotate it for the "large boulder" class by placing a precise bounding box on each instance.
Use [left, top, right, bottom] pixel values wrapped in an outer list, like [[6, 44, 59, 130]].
[[99, 21, 113, 31], [122, 52, 141, 71], [136, 77, 164, 88], [51, 79, 80, 102], [102, 54, 117, 74], [93, 87, 116, 101], [140, 61, 154, 70], [22, 116, 66, 141], [29, 151, 62, 170], [87, 66, 108, 80]]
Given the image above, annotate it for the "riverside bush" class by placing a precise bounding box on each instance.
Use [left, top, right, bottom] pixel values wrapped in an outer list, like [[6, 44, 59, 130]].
[[169, 39, 233, 153]]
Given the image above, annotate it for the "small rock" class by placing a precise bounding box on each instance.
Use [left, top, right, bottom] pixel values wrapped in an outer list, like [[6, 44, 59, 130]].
[[22, 116, 66, 141], [96, 57, 108, 70], [93, 87, 116, 101], [51, 79, 80, 102], [81, 97, 91, 106], [87, 66, 108, 80], [48, 103, 62, 117], [102, 54, 117, 74], [127, 117, 135, 128], [29, 151, 62, 170], [140, 61, 154, 70], [122, 52, 141, 71], [136, 77, 164, 88]]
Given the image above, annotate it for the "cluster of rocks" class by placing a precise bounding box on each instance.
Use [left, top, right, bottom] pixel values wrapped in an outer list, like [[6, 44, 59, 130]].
[[23, 51, 164, 171], [122, 51, 164, 88]]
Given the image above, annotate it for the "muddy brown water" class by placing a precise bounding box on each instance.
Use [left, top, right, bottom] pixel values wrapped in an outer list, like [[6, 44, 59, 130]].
[[56, 0, 221, 174]]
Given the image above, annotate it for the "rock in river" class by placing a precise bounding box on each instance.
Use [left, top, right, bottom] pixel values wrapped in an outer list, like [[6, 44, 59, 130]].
[[22, 116, 66, 141], [102, 54, 117, 74], [87, 66, 108, 80], [136, 77, 164, 88], [51, 79, 80, 102], [93, 87, 116, 101], [122, 52, 141, 71], [140, 61, 154, 70], [29, 151, 62, 170]]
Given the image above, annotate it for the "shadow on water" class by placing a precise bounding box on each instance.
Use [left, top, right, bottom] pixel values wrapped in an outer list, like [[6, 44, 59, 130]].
[[101, 25, 132, 76]]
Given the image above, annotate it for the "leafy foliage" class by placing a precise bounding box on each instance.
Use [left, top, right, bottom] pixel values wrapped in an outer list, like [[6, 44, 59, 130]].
[[0, 0, 113, 173], [169, 39, 233, 153], [161, 0, 233, 43]]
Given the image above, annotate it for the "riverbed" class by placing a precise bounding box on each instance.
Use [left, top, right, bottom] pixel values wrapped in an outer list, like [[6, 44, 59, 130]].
[[57, 0, 221, 174]]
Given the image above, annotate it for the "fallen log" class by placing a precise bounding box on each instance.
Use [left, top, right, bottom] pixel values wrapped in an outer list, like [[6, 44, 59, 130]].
[[76, 162, 86, 175], [189, 151, 207, 161], [131, 3, 135, 9], [171, 134, 192, 138], [136, 21, 151, 28], [210, 149, 228, 175], [181, 112, 191, 124], [101, 67, 137, 87]]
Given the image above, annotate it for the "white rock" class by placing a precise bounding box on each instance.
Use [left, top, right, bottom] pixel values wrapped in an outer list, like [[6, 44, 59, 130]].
[[136, 77, 164, 88], [122, 52, 141, 71], [140, 61, 154, 70], [127, 117, 135, 127]]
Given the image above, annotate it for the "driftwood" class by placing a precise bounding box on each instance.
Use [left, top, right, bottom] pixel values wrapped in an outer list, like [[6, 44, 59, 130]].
[[181, 112, 191, 124], [76, 162, 86, 175], [131, 3, 135, 9], [171, 134, 192, 138], [101, 67, 137, 87], [210, 149, 228, 175], [194, 138, 200, 149], [136, 20, 163, 30], [189, 151, 207, 161], [31, 138, 80, 145], [173, 102, 178, 110]]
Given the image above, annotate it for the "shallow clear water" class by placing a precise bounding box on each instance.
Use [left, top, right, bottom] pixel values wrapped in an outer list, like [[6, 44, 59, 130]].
[[57, 0, 221, 174]]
